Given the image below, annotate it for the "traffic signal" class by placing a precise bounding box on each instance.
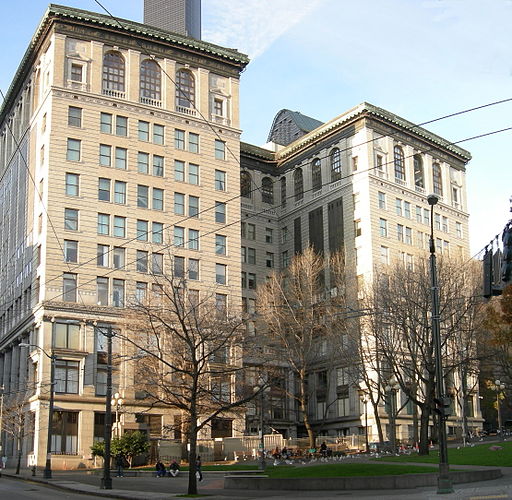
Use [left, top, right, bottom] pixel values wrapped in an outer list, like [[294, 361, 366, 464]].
[[433, 397, 452, 418], [501, 224, 512, 283]]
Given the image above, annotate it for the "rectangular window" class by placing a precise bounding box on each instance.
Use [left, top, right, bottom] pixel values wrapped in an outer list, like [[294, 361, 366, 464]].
[[214, 98, 223, 116], [188, 195, 199, 217], [189, 229, 199, 250], [405, 226, 412, 245], [136, 220, 148, 241], [281, 227, 288, 244], [112, 279, 125, 307], [247, 247, 256, 265], [423, 208, 430, 226], [175, 160, 185, 182], [64, 240, 78, 263], [67, 139, 81, 161], [435, 213, 441, 230], [247, 223, 256, 240], [416, 205, 422, 223], [70, 63, 83, 82], [397, 224, 404, 242], [248, 273, 256, 289], [65, 173, 79, 196], [113, 216, 126, 238], [97, 244, 109, 267], [456, 222, 463, 239], [378, 192, 386, 210], [352, 156, 358, 172], [64, 208, 79, 231], [116, 116, 128, 136], [216, 263, 227, 285], [215, 170, 226, 191], [115, 147, 127, 169], [215, 234, 226, 255], [63, 273, 77, 302], [174, 193, 185, 215], [68, 106, 82, 127], [137, 185, 149, 208], [241, 271, 247, 288], [99, 144, 111, 166], [395, 198, 403, 216], [174, 256, 185, 278], [135, 282, 147, 303], [113, 247, 125, 269], [97, 213, 110, 235], [152, 253, 163, 275], [442, 216, 449, 233], [379, 218, 387, 237], [100, 113, 112, 133], [215, 139, 225, 160], [136, 250, 148, 273], [97, 277, 108, 305], [153, 155, 164, 177], [174, 226, 185, 247], [152, 222, 163, 244], [153, 124, 164, 144], [152, 188, 164, 210], [138, 152, 149, 174], [54, 322, 80, 349], [265, 227, 273, 244], [114, 181, 126, 204], [189, 259, 199, 280], [189, 163, 199, 184], [380, 245, 389, 265], [266, 252, 274, 268], [51, 411, 78, 454], [404, 201, 411, 218], [138, 120, 150, 141], [354, 219, 362, 237], [215, 201, 226, 223], [282, 250, 289, 267], [189, 133, 199, 153], [55, 360, 79, 394], [175, 129, 185, 149]]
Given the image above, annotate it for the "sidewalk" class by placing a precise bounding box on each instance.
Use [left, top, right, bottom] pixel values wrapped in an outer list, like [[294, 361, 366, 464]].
[[2, 461, 512, 500]]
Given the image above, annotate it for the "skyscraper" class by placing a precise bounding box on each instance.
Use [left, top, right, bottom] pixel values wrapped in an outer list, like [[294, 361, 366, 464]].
[[144, 0, 201, 39]]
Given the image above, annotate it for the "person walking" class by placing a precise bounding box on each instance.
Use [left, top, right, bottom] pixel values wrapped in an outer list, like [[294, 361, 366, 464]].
[[195, 455, 202, 482], [115, 453, 124, 477]]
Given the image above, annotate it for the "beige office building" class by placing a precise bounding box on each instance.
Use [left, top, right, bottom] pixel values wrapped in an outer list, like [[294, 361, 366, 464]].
[[0, 4, 248, 468]]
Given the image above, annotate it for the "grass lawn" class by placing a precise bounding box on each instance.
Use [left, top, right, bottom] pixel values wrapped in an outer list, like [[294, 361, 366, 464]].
[[264, 463, 439, 478], [374, 441, 512, 467]]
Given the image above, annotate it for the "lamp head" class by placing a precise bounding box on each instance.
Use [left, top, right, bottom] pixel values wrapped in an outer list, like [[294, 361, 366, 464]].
[[427, 194, 439, 206]]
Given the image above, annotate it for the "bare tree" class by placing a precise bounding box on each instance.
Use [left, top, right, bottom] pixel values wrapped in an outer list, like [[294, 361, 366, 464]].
[[122, 269, 257, 495], [256, 247, 347, 448], [366, 256, 482, 454]]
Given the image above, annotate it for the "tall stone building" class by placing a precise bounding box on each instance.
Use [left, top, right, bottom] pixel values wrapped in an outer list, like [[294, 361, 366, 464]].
[[144, 0, 201, 39], [0, 4, 247, 468], [241, 103, 482, 441]]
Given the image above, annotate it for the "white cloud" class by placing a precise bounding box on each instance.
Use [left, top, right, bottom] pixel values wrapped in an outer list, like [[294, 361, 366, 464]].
[[202, 0, 325, 58]]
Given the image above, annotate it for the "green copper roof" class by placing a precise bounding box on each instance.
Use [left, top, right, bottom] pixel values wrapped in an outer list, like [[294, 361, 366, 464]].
[[278, 102, 471, 162], [47, 4, 249, 66]]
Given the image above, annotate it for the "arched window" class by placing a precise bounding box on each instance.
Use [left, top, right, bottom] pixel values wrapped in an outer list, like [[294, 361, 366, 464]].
[[175, 69, 195, 109], [280, 177, 287, 207], [294, 168, 303, 201], [240, 171, 252, 199], [140, 59, 161, 102], [330, 148, 341, 182], [432, 163, 443, 196], [261, 177, 274, 204], [394, 146, 405, 181], [413, 154, 424, 188], [312, 158, 322, 192], [102, 51, 125, 93]]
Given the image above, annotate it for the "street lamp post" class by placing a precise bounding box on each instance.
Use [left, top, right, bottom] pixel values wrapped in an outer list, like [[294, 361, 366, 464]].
[[99, 326, 115, 490], [494, 380, 506, 441], [111, 393, 124, 438], [358, 389, 370, 453], [385, 376, 399, 454], [428, 193, 453, 494], [19, 344, 56, 479]]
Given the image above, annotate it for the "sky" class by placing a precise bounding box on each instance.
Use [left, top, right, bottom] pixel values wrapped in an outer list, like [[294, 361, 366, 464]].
[[0, 0, 510, 255]]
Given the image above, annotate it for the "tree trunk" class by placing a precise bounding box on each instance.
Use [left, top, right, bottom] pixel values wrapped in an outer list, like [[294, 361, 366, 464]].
[[187, 417, 198, 495], [299, 373, 315, 449], [15, 435, 22, 474], [418, 404, 430, 455], [372, 402, 384, 444]]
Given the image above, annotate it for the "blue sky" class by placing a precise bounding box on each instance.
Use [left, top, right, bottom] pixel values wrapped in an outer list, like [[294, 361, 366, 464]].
[[1, 0, 511, 254]]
